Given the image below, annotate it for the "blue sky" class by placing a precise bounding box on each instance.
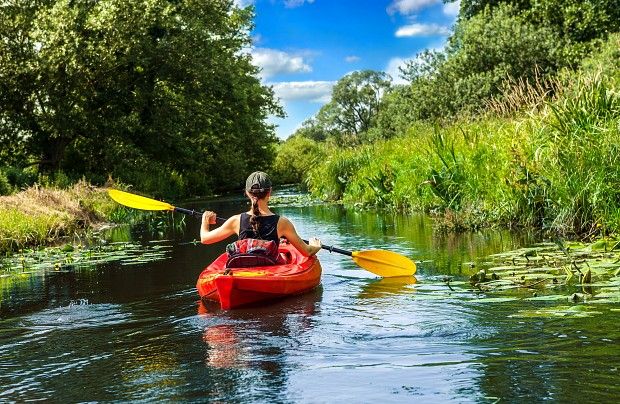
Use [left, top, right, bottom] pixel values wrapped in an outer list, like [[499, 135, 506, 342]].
[[235, 0, 460, 139]]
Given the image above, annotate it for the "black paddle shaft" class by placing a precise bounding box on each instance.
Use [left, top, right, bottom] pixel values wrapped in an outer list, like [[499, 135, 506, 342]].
[[174, 207, 227, 222], [302, 239, 352, 256], [174, 207, 202, 219]]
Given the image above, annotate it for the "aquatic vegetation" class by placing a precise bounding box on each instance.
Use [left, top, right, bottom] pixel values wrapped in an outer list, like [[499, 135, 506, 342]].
[[268, 193, 322, 207], [450, 238, 620, 313], [0, 241, 172, 276]]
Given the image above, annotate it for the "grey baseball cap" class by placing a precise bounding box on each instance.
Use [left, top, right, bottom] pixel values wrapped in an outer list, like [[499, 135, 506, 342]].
[[245, 171, 272, 192]]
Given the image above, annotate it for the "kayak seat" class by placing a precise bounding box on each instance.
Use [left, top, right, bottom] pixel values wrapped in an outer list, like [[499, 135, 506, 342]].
[[225, 253, 278, 269], [225, 238, 283, 269]]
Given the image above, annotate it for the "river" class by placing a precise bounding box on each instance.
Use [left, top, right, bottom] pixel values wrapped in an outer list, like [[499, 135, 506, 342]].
[[1, 193, 619, 402]]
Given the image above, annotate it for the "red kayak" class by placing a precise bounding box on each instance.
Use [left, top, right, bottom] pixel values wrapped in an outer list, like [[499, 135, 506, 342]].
[[196, 242, 322, 310]]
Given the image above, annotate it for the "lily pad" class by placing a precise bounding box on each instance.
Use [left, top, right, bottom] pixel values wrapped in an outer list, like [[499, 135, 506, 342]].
[[0, 242, 172, 276], [510, 305, 603, 318]]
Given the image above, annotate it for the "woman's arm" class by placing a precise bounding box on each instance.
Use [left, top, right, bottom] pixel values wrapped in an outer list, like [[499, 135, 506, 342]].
[[200, 212, 239, 244], [278, 216, 321, 257]]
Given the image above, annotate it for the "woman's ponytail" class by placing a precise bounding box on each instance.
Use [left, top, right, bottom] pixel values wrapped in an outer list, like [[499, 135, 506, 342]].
[[250, 196, 261, 236]]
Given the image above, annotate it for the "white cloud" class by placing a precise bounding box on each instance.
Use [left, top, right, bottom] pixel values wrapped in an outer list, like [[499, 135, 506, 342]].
[[251, 48, 312, 79], [395, 23, 450, 37], [345, 55, 361, 63], [443, 1, 460, 17], [387, 0, 440, 15], [385, 57, 410, 85], [270, 81, 335, 103], [284, 0, 315, 8], [233, 0, 254, 8]]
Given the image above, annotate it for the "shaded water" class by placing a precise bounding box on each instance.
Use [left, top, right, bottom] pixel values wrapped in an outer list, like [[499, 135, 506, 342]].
[[1, 194, 619, 402]]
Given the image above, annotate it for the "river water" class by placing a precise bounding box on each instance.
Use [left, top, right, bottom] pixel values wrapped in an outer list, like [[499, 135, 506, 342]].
[[1, 194, 619, 402]]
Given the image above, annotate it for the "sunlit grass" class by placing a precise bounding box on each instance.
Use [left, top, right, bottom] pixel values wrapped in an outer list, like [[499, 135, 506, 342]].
[[0, 182, 122, 254], [0, 208, 60, 251], [306, 70, 620, 236]]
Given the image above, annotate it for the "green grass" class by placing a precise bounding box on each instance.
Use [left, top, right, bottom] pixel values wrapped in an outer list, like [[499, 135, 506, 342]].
[[0, 209, 62, 251], [303, 69, 620, 237], [0, 182, 123, 254]]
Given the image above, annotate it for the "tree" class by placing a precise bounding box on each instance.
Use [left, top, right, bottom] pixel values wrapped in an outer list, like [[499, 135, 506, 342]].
[[315, 70, 391, 146], [292, 118, 329, 142], [399, 4, 561, 119], [0, 0, 282, 196], [272, 135, 324, 185], [374, 85, 418, 139], [452, 0, 531, 20], [453, 0, 620, 45]]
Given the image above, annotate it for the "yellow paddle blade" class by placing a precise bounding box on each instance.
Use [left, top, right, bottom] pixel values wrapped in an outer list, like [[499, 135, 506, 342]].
[[352, 250, 417, 278], [108, 189, 174, 212]]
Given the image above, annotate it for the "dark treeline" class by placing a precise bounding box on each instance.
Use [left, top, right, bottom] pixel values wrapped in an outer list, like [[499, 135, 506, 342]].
[[274, 0, 620, 236], [0, 0, 281, 198]]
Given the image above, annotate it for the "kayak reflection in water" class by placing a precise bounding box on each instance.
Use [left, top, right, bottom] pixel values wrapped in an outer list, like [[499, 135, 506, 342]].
[[199, 288, 321, 368], [200, 171, 321, 265]]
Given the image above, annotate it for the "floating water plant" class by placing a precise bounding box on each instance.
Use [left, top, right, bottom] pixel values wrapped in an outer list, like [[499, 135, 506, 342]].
[[458, 238, 620, 309], [0, 241, 172, 275]]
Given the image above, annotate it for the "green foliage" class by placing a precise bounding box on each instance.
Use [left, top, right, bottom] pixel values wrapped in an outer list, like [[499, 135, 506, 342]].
[[374, 85, 417, 139], [524, 0, 620, 44], [307, 148, 373, 201], [425, 129, 466, 210], [0, 208, 58, 252], [294, 118, 330, 142], [301, 70, 392, 147], [274, 2, 620, 237], [272, 136, 324, 185], [0, 171, 11, 196], [400, 4, 561, 119], [454, 1, 620, 69], [457, 0, 620, 42], [306, 37, 620, 236], [0, 166, 39, 194], [385, 1, 620, 123], [579, 33, 620, 83], [0, 182, 123, 253], [538, 75, 620, 233], [0, 0, 281, 198]]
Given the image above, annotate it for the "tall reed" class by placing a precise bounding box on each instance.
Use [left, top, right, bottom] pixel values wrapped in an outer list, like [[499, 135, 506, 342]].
[[305, 70, 620, 236]]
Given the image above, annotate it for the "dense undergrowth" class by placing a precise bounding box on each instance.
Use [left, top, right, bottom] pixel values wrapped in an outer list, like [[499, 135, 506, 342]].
[[303, 34, 620, 237]]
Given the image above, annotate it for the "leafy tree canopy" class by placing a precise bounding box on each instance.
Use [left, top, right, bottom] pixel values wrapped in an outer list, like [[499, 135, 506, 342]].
[[0, 0, 282, 197], [293, 70, 392, 147]]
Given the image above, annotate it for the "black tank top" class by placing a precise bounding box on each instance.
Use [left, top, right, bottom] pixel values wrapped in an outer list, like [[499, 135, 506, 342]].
[[239, 212, 280, 244]]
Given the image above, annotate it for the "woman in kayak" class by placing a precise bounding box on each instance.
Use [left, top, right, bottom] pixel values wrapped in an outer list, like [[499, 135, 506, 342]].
[[200, 171, 322, 259]]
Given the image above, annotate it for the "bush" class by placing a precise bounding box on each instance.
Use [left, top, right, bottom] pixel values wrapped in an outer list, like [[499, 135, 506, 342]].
[[1, 166, 36, 191], [306, 63, 620, 235], [400, 4, 561, 120], [0, 170, 11, 196], [537, 74, 620, 233], [272, 136, 324, 185], [579, 33, 620, 84]]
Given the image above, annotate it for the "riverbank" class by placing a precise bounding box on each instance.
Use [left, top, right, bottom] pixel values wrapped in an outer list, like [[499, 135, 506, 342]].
[[0, 182, 119, 254], [304, 51, 620, 237]]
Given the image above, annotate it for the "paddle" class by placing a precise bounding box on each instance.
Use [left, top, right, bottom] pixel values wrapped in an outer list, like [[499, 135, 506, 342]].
[[108, 189, 416, 277]]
